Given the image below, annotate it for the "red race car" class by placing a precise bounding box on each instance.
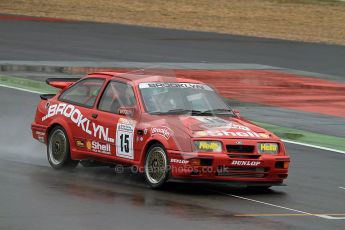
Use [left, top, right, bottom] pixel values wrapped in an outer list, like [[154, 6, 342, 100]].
[[31, 72, 290, 189]]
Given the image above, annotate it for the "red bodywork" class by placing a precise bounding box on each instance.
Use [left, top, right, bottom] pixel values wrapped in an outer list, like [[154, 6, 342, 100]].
[[32, 72, 290, 186]]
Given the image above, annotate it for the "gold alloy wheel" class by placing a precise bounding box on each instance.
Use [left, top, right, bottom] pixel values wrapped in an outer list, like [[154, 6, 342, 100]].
[[48, 129, 67, 165], [145, 146, 168, 185]]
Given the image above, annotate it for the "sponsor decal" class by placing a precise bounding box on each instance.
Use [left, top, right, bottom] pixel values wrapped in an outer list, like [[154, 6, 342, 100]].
[[198, 142, 220, 151], [118, 117, 136, 126], [136, 136, 144, 142], [231, 160, 261, 166], [194, 116, 228, 125], [116, 123, 135, 159], [151, 127, 172, 140], [139, 82, 213, 91], [258, 143, 278, 154], [35, 131, 46, 143], [42, 103, 114, 143], [194, 117, 250, 131], [228, 123, 250, 131], [170, 159, 189, 164], [118, 107, 134, 117], [75, 139, 85, 148], [259, 143, 277, 152], [192, 117, 271, 138], [86, 140, 111, 155], [194, 130, 269, 138], [86, 140, 92, 150], [45, 102, 50, 109]]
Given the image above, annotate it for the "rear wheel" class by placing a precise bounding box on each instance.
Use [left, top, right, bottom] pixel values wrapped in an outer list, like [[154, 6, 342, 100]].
[[47, 126, 78, 169], [144, 143, 169, 189]]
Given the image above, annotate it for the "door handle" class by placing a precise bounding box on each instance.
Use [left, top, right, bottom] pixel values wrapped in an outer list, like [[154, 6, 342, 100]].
[[137, 129, 144, 135], [91, 113, 98, 119]]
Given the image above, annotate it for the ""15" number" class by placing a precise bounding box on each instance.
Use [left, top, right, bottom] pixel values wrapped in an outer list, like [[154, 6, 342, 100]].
[[120, 134, 129, 153]]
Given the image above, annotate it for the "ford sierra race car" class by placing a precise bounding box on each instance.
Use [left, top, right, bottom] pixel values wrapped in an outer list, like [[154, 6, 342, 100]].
[[31, 72, 290, 189]]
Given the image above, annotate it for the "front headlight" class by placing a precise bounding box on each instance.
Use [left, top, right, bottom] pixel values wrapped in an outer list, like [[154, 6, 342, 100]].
[[194, 140, 222, 153], [257, 143, 279, 154]]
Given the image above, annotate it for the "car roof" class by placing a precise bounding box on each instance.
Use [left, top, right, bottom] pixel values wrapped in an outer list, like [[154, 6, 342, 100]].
[[87, 71, 204, 85]]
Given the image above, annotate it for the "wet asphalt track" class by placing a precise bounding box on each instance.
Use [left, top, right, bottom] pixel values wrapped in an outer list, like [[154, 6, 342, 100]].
[[1, 82, 345, 230], [0, 18, 345, 230], [0, 18, 345, 77]]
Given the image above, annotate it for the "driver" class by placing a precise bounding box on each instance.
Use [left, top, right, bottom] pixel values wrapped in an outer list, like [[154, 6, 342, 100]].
[[111, 83, 136, 113]]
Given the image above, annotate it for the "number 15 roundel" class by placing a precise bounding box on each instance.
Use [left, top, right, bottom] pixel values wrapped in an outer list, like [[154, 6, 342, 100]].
[[116, 123, 134, 159]]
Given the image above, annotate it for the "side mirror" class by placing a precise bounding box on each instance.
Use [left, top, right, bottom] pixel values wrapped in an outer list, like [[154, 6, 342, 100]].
[[233, 109, 241, 117], [118, 106, 136, 117]]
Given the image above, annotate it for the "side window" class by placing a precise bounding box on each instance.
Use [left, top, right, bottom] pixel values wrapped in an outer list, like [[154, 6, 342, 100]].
[[59, 78, 104, 107], [98, 81, 136, 114]]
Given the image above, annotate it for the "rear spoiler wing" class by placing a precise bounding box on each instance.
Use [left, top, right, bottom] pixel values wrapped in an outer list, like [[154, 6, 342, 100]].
[[46, 78, 80, 89]]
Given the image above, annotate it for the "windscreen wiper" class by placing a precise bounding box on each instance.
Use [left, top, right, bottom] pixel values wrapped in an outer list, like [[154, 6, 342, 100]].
[[193, 108, 234, 116], [150, 109, 201, 115]]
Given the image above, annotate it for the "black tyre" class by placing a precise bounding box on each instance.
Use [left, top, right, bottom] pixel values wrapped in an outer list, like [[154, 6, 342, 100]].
[[47, 126, 79, 169], [144, 143, 169, 189]]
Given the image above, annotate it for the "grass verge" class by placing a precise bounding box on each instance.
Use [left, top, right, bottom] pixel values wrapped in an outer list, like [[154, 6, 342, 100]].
[[0, 0, 344, 44], [0, 76, 57, 94], [255, 121, 345, 152]]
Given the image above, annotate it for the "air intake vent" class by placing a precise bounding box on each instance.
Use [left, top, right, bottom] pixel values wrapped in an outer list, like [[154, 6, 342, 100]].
[[216, 166, 268, 178], [228, 154, 260, 159], [226, 145, 254, 153]]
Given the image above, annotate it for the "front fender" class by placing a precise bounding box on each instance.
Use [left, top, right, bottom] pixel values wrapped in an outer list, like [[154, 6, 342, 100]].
[[137, 130, 193, 167]]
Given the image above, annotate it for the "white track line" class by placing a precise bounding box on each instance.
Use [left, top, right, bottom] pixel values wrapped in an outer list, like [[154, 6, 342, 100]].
[[339, 187, 345, 190], [282, 139, 345, 155], [0, 83, 42, 94], [214, 191, 345, 220], [0, 83, 344, 155]]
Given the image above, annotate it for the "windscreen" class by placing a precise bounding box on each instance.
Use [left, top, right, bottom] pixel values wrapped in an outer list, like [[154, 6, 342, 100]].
[[139, 82, 234, 116]]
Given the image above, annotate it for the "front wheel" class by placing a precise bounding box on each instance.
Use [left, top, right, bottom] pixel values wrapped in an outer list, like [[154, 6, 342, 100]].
[[144, 143, 169, 189], [47, 126, 79, 169]]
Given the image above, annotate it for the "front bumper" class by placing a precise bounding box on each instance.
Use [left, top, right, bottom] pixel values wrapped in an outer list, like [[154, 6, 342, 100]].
[[168, 150, 290, 185]]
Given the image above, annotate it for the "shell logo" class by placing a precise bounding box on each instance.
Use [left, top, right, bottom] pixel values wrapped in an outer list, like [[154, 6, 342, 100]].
[[86, 140, 92, 150]]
